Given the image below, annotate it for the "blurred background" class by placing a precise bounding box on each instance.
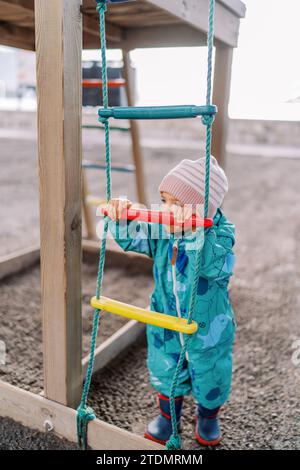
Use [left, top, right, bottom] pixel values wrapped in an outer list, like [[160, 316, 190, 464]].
[[1, 0, 300, 118]]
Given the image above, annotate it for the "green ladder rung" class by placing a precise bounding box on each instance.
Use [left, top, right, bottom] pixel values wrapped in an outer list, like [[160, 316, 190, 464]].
[[82, 124, 130, 132], [98, 105, 217, 121]]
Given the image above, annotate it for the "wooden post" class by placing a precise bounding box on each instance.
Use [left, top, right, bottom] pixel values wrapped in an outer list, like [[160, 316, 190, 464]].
[[82, 170, 95, 239], [122, 49, 147, 206], [211, 44, 233, 169], [35, 0, 83, 407]]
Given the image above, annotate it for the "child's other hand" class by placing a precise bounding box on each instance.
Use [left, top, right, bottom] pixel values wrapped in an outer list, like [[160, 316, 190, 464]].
[[105, 198, 132, 221]]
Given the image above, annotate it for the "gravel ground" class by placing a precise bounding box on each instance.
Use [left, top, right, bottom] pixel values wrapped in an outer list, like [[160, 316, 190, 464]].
[[0, 261, 153, 393], [0, 124, 300, 449]]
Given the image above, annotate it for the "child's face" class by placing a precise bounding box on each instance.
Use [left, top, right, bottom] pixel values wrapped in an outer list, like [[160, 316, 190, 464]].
[[160, 191, 182, 209]]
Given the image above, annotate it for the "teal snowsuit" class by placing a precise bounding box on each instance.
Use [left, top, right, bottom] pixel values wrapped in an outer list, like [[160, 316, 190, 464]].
[[108, 208, 236, 409]]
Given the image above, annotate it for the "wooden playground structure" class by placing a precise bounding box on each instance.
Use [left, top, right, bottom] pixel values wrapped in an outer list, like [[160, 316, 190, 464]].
[[0, 0, 245, 450]]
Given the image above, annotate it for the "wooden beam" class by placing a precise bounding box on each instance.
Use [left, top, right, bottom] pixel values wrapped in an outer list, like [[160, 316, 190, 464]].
[[82, 13, 123, 43], [0, 380, 163, 450], [0, 0, 34, 28], [83, 320, 145, 376], [145, 0, 241, 47], [122, 50, 147, 206], [0, 240, 152, 284], [211, 44, 233, 168], [35, 0, 83, 408], [124, 23, 207, 49], [0, 246, 39, 282], [0, 3, 117, 51], [82, 238, 153, 274], [82, 171, 95, 240], [218, 0, 246, 18], [0, 22, 35, 50], [0, 0, 34, 11]]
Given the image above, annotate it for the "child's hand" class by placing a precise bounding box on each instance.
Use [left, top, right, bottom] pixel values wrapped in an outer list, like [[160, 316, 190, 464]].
[[105, 198, 132, 221], [170, 204, 203, 224]]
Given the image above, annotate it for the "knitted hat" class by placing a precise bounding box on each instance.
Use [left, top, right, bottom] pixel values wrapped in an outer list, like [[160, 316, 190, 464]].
[[159, 156, 228, 217]]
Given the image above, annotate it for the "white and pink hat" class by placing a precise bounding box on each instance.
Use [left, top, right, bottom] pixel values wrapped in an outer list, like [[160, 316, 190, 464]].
[[159, 156, 228, 218]]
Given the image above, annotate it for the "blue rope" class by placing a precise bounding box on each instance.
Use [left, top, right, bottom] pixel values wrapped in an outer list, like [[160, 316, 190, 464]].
[[77, 0, 112, 450], [77, 0, 216, 451], [165, 0, 216, 450]]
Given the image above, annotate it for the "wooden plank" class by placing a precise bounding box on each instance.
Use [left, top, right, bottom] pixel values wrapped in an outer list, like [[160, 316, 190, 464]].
[[0, 0, 34, 11], [82, 171, 95, 240], [0, 240, 152, 284], [0, 380, 163, 450], [35, 0, 83, 408], [106, 10, 180, 27], [218, 0, 246, 18], [122, 50, 147, 206], [211, 45, 233, 168], [145, 0, 241, 47], [82, 13, 123, 43], [0, 0, 34, 28], [0, 246, 40, 282], [82, 239, 153, 274], [0, 0, 244, 50], [0, 23, 35, 51], [0, 0, 122, 47], [124, 24, 207, 49], [82, 320, 145, 376]]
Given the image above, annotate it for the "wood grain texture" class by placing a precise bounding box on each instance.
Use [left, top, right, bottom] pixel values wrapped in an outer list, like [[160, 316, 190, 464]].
[[83, 12, 123, 43], [1, 0, 245, 50], [82, 171, 95, 240], [0, 380, 163, 450], [0, 22, 35, 50], [35, 0, 82, 408], [0, 246, 40, 282], [218, 0, 246, 17], [124, 23, 207, 49], [145, 0, 242, 47], [82, 238, 153, 273]]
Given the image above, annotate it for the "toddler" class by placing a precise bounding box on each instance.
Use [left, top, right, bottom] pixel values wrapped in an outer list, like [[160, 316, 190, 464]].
[[106, 156, 236, 446]]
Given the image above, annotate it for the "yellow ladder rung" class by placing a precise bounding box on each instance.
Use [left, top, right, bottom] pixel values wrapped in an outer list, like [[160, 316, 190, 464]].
[[90, 296, 198, 335]]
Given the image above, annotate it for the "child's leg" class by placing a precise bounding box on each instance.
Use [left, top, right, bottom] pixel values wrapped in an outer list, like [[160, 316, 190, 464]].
[[189, 338, 235, 445], [145, 325, 191, 444], [146, 325, 191, 397], [189, 338, 234, 409]]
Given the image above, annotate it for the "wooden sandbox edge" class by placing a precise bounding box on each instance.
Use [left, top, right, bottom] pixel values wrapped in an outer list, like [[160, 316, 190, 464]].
[[0, 379, 163, 450]]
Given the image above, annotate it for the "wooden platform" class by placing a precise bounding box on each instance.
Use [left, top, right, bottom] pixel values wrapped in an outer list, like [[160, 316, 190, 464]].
[[0, 0, 245, 51]]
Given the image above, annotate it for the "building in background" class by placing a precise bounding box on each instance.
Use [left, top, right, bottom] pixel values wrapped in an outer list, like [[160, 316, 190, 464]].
[[0, 47, 36, 110], [0, 47, 35, 97]]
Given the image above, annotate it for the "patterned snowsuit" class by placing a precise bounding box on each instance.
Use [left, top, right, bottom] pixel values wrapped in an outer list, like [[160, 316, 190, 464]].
[[108, 208, 236, 409]]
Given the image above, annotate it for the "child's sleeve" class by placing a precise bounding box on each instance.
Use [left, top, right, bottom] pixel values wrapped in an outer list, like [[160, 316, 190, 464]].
[[108, 219, 158, 259], [199, 226, 236, 281]]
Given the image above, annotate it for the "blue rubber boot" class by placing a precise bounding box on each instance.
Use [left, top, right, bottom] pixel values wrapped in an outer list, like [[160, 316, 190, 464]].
[[195, 404, 222, 446], [144, 394, 183, 445]]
